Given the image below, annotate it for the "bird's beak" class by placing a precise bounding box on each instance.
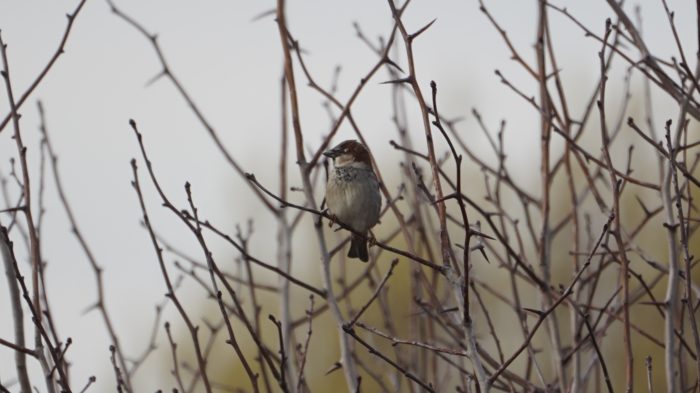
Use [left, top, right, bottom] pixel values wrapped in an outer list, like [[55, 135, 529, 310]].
[[323, 147, 340, 159]]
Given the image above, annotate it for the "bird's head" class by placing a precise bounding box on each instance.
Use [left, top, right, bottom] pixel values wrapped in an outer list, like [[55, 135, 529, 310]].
[[323, 140, 372, 168]]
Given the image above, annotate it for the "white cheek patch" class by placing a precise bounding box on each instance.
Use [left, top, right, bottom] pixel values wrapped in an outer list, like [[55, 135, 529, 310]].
[[334, 153, 354, 167]]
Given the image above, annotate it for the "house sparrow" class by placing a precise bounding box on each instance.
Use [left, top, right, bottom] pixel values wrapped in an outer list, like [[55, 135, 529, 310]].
[[324, 140, 381, 262]]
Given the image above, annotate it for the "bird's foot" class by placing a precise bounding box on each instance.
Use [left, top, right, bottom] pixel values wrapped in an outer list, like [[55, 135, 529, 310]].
[[327, 213, 338, 228], [368, 233, 377, 248]]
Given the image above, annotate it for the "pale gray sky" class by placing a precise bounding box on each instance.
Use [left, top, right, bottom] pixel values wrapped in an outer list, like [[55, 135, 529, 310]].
[[0, 0, 695, 391]]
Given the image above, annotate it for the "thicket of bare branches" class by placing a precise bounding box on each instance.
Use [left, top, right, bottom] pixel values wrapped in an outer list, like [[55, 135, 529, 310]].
[[1, 0, 700, 392]]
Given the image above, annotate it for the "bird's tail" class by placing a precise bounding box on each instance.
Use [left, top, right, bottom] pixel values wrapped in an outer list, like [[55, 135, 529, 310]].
[[348, 234, 369, 262]]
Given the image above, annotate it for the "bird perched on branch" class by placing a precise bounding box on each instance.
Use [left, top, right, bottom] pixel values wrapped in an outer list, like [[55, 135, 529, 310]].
[[324, 140, 381, 262]]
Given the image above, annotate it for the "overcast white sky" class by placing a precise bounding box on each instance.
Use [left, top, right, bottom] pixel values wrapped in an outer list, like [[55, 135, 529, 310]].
[[0, 0, 696, 391]]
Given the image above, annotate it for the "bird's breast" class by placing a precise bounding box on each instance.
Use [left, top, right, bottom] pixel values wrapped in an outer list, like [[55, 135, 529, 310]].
[[326, 167, 381, 232]]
